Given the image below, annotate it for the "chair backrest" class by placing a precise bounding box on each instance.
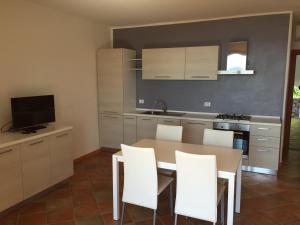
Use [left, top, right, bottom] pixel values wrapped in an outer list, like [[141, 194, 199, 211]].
[[175, 150, 218, 222], [203, 128, 234, 148], [121, 144, 158, 209], [156, 124, 183, 142]]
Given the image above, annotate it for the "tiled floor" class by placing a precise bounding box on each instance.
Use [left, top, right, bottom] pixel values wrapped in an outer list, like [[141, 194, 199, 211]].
[[0, 149, 300, 225]]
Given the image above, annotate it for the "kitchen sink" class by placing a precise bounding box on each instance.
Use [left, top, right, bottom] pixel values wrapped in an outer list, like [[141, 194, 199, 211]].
[[141, 111, 185, 117]]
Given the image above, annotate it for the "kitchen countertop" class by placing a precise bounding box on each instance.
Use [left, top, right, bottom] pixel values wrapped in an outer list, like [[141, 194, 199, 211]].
[[123, 110, 281, 126]]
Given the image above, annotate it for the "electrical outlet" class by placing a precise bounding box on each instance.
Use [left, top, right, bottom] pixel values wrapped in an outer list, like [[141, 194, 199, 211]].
[[203, 101, 211, 107], [138, 99, 144, 104]]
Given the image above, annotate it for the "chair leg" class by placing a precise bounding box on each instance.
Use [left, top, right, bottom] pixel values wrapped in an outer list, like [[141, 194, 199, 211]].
[[169, 183, 173, 216], [221, 195, 225, 225], [120, 202, 126, 225], [174, 214, 178, 225], [153, 210, 157, 225]]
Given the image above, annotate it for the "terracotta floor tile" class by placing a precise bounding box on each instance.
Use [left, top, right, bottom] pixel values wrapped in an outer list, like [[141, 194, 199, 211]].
[[75, 215, 104, 225], [18, 212, 47, 225], [19, 202, 46, 215], [47, 208, 74, 224], [74, 204, 100, 219]]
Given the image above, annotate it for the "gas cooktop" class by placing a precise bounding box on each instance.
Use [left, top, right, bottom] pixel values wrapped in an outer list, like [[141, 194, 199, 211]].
[[216, 114, 251, 121]]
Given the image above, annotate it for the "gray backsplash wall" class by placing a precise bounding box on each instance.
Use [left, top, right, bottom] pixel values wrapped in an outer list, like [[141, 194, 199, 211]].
[[113, 14, 290, 116]]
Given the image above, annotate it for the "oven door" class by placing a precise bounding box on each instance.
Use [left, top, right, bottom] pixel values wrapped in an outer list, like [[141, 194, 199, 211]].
[[233, 130, 249, 159]]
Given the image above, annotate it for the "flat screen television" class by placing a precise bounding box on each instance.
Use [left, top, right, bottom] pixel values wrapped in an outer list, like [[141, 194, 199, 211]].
[[11, 95, 55, 130]]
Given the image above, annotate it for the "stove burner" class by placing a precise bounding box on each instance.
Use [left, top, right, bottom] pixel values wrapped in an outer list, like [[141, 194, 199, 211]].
[[216, 114, 251, 121]]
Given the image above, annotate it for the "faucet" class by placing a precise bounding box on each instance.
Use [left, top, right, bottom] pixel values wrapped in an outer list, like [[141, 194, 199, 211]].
[[154, 99, 168, 113]]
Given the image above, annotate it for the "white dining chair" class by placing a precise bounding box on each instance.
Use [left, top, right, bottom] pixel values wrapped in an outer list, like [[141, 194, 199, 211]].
[[174, 150, 225, 225], [156, 124, 183, 176], [203, 128, 234, 148], [120, 144, 174, 225]]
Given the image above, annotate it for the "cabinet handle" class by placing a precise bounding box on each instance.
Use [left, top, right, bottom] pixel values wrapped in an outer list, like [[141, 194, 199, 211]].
[[142, 118, 152, 121], [103, 111, 118, 114], [257, 149, 270, 152], [125, 117, 135, 120], [29, 140, 44, 146], [154, 75, 171, 78], [103, 115, 118, 119], [257, 138, 268, 141], [257, 127, 270, 130], [56, 133, 68, 138], [191, 75, 210, 78], [0, 149, 13, 155], [163, 120, 174, 123], [186, 122, 206, 125]]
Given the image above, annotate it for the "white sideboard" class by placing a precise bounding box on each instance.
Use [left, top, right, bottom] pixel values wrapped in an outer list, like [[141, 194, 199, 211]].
[[0, 125, 73, 212]]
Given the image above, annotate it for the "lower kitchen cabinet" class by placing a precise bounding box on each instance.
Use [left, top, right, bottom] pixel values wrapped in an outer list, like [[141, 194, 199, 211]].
[[50, 131, 73, 185], [249, 146, 279, 170], [157, 118, 181, 126], [99, 113, 123, 148], [21, 137, 51, 198], [0, 145, 23, 211], [124, 116, 137, 145], [181, 120, 213, 144], [137, 116, 158, 140]]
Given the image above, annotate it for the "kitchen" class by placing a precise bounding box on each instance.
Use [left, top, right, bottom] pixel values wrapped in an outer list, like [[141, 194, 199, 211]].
[[98, 13, 289, 175]]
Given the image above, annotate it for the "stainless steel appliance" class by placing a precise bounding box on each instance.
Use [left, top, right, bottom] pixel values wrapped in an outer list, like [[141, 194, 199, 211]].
[[213, 114, 251, 159]]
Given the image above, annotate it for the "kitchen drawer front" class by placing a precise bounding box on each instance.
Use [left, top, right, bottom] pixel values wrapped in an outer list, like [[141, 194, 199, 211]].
[[181, 120, 213, 145], [249, 146, 279, 170], [137, 116, 158, 140], [250, 124, 281, 137], [250, 135, 280, 148], [157, 118, 181, 126]]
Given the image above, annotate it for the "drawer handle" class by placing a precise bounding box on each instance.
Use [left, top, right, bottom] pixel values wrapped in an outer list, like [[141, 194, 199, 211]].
[[257, 138, 268, 141], [56, 133, 68, 138], [187, 122, 206, 125], [257, 127, 270, 130], [0, 149, 13, 155], [257, 149, 270, 152], [142, 118, 152, 121], [103, 116, 118, 119], [154, 75, 171, 78], [191, 75, 210, 78], [103, 111, 119, 114], [125, 117, 135, 120], [163, 120, 174, 123], [29, 140, 44, 146]]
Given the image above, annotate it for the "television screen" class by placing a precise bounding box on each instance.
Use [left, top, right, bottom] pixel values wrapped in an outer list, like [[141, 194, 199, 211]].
[[11, 95, 55, 129]]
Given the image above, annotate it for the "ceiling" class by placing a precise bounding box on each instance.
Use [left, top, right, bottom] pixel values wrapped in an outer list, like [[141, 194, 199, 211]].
[[28, 0, 300, 26]]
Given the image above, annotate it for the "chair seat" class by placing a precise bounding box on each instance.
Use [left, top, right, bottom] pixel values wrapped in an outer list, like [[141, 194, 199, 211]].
[[217, 181, 226, 204], [158, 174, 174, 195], [158, 168, 174, 176]]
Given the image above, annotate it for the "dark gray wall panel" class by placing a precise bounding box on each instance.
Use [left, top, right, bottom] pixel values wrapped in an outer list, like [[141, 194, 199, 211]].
[[113, 14, 290, 116]]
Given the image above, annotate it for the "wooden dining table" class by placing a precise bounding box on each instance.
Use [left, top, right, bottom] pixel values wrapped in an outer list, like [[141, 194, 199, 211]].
[[112, 139, 243, 225]]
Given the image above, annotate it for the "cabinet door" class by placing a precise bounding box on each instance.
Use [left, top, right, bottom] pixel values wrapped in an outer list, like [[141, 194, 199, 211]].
[[137, 117, 158, 140], [181, 120, 213, 144], [157, 118, 181, 126], [249, 146, 279, 170], [97, 49, 123, 114], [0, 145, 23, 211], [124, 116, 137, 145], [142, 48, 185, 80], [21, 138, 50, 198], [185, 46, 219, 80], [49, 131, 73, 185], [99, 114, 123, 149]]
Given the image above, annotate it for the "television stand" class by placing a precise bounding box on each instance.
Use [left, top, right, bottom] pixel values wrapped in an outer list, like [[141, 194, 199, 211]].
[[21, 125, 47, 134]]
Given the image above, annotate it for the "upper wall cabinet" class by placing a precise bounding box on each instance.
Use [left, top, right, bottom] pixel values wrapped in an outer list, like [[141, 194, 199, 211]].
[[142, 46, 219, 80], [185, 46, 219, 80], [142, 48, 186, 80]]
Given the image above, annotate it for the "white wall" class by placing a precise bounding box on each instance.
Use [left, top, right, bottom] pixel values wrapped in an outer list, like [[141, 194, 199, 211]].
[[0, 0, 110, 158]]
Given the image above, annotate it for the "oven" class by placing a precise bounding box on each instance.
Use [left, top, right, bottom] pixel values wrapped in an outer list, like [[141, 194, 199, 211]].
[[213, 122, 250, 159]]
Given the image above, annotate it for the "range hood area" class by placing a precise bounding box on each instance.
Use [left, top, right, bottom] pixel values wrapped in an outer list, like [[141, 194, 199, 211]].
[[218, 41, 255, 75]]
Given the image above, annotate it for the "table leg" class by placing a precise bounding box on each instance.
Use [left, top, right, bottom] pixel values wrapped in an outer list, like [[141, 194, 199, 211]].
[[235, 159, 242, 213], [227, 174, 235, 225], [112, 155, 120, 220]]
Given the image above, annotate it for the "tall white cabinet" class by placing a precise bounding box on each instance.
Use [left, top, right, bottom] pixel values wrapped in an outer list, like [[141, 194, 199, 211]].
[[97, 48, 136, 148]]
